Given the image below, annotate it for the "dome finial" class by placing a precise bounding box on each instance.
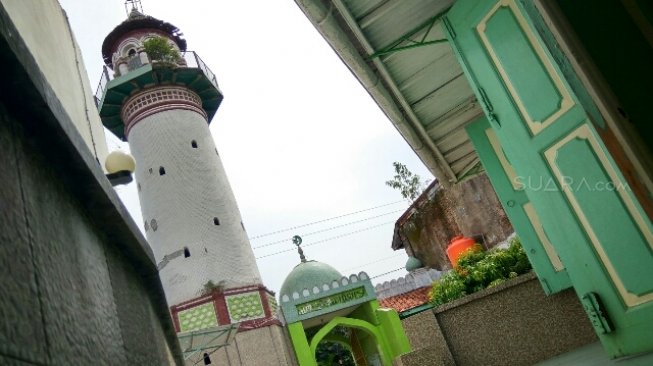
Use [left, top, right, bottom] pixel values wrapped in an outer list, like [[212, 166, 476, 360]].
[[292, 235, 306, 263]]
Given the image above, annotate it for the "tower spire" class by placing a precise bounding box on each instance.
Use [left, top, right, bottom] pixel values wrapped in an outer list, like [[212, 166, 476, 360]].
[[124, 0, 143, 16]]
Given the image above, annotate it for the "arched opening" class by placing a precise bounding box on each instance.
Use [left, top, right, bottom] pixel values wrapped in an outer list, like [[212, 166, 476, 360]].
[[203, 352, 211, 365], [191, 140, 198, 148], [183, 247, 191, 258], [128, 48, 137, 56], [314, 329, 356, 366], [213, 217, 220, 226], [310, 317, 391, 366], [159, 166, 166, 175]]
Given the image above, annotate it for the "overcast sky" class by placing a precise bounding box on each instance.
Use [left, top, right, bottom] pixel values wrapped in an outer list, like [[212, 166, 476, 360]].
[[58, 0, 434, 294]]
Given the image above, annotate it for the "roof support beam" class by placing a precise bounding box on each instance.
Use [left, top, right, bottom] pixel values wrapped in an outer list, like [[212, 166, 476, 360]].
[[369, 9, 450, 60], [330, 0, 457, 186]]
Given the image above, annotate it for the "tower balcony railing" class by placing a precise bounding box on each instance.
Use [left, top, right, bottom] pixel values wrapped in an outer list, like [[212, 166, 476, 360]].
[[94, 51, 220, 109]]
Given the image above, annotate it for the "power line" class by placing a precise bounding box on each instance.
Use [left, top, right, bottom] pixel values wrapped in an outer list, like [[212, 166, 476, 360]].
[[255, 221, 394, 259], [342, 253, 405, 273], [248, 200, 405, 240], [370, 267, 406, 279], [251, 209, 403, 249]]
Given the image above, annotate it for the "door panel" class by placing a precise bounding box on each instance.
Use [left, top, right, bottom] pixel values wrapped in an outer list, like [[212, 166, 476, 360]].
[[467, 117, 571, 294], [477, 2, 574, 134], [448, 0, 653, 357], [545, 124, 653, 306]]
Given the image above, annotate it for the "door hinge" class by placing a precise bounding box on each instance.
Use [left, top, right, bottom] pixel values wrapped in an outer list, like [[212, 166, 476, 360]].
[[581, 292, 613, 334], [478, 87, 500, 126]]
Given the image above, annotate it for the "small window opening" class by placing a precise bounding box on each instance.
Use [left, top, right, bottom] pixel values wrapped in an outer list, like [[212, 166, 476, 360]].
[[183, 247, 191, 258], [159, 166, 166, 175], [128, 48, 136, 56], [213, 217, 220, 226], [203, 353, 212, 365], [151, 219, 158, 232], [191, 140, 198, 148], [204, 247, 208, 253], [144, 220, 149, 231], [149, 168, 153, 174]]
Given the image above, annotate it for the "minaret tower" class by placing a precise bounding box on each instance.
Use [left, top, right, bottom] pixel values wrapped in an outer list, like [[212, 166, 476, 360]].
[[96, 2, 292, 364]]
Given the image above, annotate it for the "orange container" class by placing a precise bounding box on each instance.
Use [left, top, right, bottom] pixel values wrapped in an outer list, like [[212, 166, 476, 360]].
[[446, 236, 476, 268]]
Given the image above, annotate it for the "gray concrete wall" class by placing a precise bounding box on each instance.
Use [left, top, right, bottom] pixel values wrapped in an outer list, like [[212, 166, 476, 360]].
[[1, 0, 109, 168], [397, 273, 597, 366], [207, 325, 297, 366], [400, 174, 514, 270], [0, 2, 182, 364]]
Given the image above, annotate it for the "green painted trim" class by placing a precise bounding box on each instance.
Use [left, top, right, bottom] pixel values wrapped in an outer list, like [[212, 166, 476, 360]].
[[398, 303, 435, 319], [98, 63, 223, 140], [288, 322, 317, 366], [376, 308, 412, 357]]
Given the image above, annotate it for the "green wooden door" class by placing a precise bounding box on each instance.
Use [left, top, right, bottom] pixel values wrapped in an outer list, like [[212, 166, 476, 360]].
[[447, 0, 653, 357], [466, 117, 571, 295]]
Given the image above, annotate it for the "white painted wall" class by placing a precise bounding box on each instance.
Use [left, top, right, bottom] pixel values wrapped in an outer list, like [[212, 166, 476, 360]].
[[130, 108, 262, 305], [1, 0, 109, 168]]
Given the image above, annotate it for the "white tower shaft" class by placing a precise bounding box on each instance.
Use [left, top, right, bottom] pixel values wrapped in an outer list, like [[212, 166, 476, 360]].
[[127, 86, 261, 305]]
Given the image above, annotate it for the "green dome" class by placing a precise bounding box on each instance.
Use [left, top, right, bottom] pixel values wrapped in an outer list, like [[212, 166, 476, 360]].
[[280, 260, 343, 297], [406, 257, 423, 272]]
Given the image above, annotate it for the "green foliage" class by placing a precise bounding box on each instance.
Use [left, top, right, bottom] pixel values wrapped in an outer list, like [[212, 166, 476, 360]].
[[314, 327, 355, 366], [315, 342, 355, 366], [143, 36, 180, 63], [429, 237, 532, 306], [385, 162, 425, 201]]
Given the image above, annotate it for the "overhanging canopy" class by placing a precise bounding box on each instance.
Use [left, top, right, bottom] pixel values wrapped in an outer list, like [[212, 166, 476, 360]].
[[294, 0, 483, 187]]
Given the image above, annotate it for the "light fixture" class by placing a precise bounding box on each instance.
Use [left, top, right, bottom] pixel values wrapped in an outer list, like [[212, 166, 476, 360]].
[[105, 150, 136, 186]]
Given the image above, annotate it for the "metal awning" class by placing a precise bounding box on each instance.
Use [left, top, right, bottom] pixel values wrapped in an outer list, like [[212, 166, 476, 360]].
[[294, 0, 483, 187], [178, 323, 239, 364]]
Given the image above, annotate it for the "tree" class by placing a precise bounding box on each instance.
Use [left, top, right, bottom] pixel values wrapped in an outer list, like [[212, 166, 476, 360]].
[[385, 162, 424, 201], [143, 36, 181, 63]]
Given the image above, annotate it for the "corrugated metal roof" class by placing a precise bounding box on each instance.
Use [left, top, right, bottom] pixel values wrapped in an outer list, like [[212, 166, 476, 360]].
[[295, 0, 483, 184]]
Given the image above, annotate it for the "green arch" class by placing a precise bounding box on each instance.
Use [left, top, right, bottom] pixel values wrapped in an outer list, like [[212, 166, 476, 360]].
[[309, 317, 392, 366]]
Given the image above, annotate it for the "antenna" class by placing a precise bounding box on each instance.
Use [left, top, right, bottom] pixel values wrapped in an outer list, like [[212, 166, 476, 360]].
[[124, 0, 143, 16]]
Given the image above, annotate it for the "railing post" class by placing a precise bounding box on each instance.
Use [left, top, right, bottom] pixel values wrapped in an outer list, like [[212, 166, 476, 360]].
[[193, 52, 201, 70]]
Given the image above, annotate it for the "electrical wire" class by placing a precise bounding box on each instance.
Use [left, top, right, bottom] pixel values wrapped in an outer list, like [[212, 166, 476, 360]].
[[370, 266, 406, 279], [248, 200, 405, 240], [255, 221, 394, 259], [251, 209, 403, 249], [341, 253, 405, 273]]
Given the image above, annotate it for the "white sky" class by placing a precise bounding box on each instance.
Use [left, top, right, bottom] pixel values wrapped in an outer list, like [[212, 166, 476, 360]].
[[58, 0, 433, 294]]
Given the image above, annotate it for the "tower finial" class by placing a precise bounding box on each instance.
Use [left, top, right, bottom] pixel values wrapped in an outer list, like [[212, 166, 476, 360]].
[[292, 235, 306, 263], [124, 0, 143, 16]]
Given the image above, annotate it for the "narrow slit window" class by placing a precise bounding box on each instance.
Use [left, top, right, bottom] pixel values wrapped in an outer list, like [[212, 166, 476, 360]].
[[191, 140, 198, 148], [159, 166, 166, 175], [203, 353, 211, 365], [183, 247, 191, 258], [213, 217, 220, 226]]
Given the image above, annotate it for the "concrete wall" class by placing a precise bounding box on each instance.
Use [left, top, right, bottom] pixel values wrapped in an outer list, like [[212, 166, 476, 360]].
[[207, 325, 297, 366], [396, 273, 597, 366], [0, 2, 182, 364], [400, 173, 514, 270], [1, 0, 109, 169]]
